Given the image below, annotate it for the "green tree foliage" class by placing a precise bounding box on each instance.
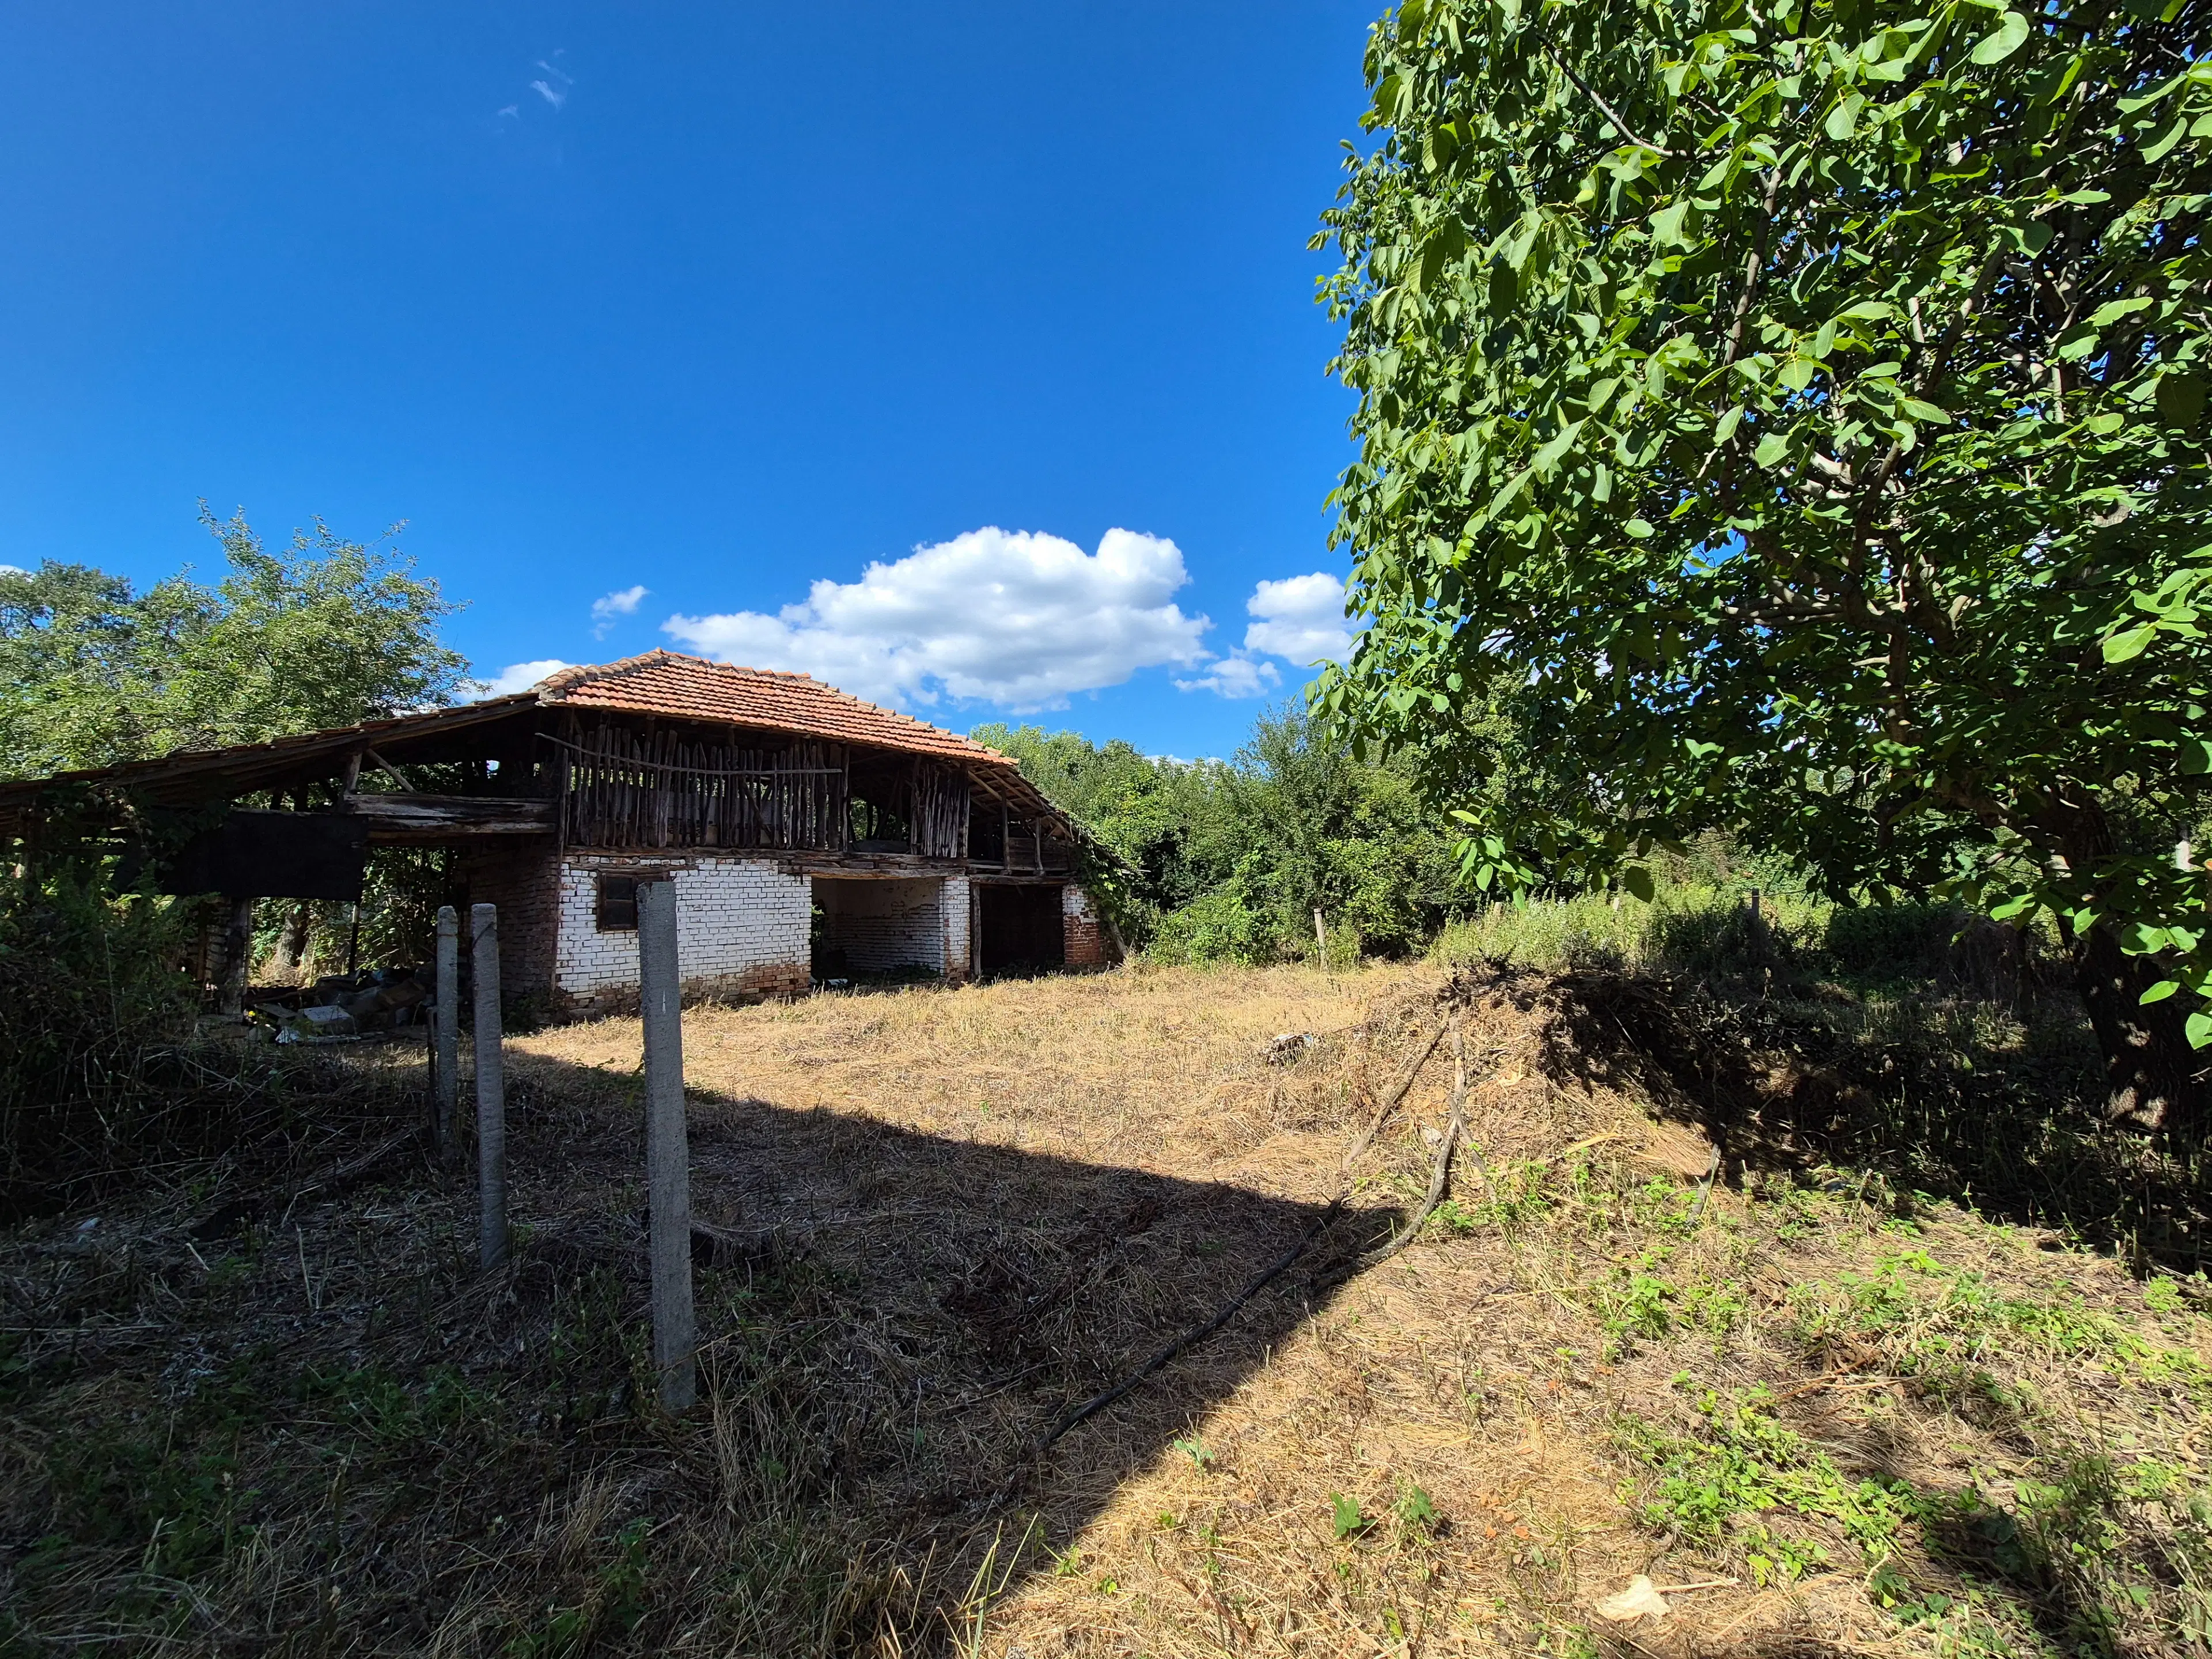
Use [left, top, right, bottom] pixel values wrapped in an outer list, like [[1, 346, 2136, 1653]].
[[1312, 0, 2212, 1124], [973, 705, 1466, 960], [0, 508, 467, 779]]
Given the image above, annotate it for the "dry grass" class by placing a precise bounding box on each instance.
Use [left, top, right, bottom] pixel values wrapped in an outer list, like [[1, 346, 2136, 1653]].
[[3, 961, 2210, 1657]]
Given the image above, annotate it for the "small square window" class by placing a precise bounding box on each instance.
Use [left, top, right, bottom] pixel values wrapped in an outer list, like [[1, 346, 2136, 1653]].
[[596, 874, 640, 931]]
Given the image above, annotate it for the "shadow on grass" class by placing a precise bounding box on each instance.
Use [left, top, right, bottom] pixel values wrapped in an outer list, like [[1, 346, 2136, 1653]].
[[0, 1041, 1391, 1656], [1464, 959, 2212, 1275]]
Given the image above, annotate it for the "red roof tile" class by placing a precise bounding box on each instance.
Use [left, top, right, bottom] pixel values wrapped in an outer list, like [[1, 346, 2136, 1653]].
[[534, 652, 1016, 768]]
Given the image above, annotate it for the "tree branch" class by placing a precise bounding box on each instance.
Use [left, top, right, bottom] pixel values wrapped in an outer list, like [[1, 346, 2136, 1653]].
[[1535, 36, 1675, 158]]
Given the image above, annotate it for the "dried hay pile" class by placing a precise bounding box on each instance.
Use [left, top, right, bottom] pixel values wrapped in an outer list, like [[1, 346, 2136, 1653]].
[[2, 961, 2208, 1656]]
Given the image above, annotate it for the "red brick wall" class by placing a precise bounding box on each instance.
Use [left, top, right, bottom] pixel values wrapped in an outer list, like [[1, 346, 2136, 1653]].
[[454, 843, 562, 1003], [1062, 883, 1116, 968]]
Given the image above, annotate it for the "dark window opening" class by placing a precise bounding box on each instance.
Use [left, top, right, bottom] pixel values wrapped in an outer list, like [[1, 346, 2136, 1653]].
[[847, 794, 911, 854], [596, 873, 664, 931]]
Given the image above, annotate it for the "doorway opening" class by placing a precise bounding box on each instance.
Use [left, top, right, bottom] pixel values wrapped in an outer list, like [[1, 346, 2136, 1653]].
[[975, 883, 1064, 979], [812, 877, 945, 982]]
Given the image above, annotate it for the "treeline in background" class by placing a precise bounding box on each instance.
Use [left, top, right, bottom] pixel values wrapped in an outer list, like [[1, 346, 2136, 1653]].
[[976, 709, 2018, 998]]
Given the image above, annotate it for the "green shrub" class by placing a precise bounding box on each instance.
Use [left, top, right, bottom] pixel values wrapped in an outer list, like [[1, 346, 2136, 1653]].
[[1820, 903, 1965, 981], [1149, 883, 1274, 966], [0, 872, 198, 1211], [1433, 873, 2025, 994]]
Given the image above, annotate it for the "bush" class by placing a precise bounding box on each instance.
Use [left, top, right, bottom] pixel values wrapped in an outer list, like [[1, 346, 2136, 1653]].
[[1820, 903, 1965, 982], [0, 874, 198, 1207], [1433, 878, 1998, 993], [1148, 884, 1274, 966]]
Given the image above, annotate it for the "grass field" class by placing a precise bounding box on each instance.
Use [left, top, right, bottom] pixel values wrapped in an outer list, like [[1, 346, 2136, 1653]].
[[4, 960, 2210, 1656]]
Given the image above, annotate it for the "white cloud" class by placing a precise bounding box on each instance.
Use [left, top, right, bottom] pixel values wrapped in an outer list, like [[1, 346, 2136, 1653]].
[[663, 527, 1211, 713], [590, 584, 648, 638], [530, 55, 572, 109], [1174, 650, 1281, 699], [497, 104, 519, 118], [465, 658, 572, 699], [0, 563, 24, 575], [1175, 570, 1354, 699], [1243, 572, 1354, 665]]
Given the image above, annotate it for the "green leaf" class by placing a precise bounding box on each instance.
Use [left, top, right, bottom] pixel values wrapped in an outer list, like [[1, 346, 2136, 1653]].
[[1622, 865, 1656, 903], [2181, 738, 2212, 775], [1650, 200, 1691, 246], [1754, 431, 1790, 466], [2188, 1009, 2212, 1051], [1332, 1494, 1366, 1539], [1486, 468, 1533, 522], [2143, 117, 2189, 164], [1968, 12, 2031, 64], [1396, 1484, 1437, 1529], [1488, 256, 1519, 313], [2142, 979, 2181, 1005], [1624, 518, 1655, 539], [1532, 419, 1585, 474], [2104, 623, 2157, 662], [2088, 295, 2154, 327], [2157, 373, 2205, 430], [2118, 72, 2186, 114], [1778, 357, 1819, 392], [1714, 406, 1744, 446], [1824, 93, 1865, 141]]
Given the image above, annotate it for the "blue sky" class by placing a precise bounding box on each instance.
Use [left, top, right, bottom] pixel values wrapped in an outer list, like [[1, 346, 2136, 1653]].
[[0, 2, 1377, 759]]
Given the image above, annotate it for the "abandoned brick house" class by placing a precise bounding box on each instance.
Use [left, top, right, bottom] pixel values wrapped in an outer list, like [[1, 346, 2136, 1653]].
[[0, 652, 1117, 1011]]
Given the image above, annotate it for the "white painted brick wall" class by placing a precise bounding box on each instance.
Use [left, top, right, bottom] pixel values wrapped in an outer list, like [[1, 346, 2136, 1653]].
[[815, 876, 947, 975], [555, 855, 810, 997], [942, 875, 971, 979]]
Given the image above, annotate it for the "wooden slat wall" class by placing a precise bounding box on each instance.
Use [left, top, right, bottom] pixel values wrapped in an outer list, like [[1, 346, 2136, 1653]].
[[560, 724, 850, 851], [910, 764, 969, 860]]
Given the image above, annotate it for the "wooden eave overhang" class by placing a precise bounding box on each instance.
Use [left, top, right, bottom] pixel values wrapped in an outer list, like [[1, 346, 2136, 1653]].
[[0, 653, 1115, 866]]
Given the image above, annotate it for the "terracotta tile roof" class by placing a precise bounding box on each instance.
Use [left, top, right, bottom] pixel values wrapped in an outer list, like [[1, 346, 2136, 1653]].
[[533, 652, 1017, 768], [0, 652, 1092, 846]]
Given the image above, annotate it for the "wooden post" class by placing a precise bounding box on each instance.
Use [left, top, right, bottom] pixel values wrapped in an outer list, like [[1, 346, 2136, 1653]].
[[638, 879, 697, 1412], [1743, 888, 1772, 966], [433, 905, 459, 1157], [1313, 907, 1328, 963], [216, 895, 255, 1014], [471, 903, 507, 1270]]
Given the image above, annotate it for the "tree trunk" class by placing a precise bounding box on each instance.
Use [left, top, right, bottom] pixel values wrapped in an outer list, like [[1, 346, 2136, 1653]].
[[2073, 919, 2205, 1132], [2048, 794, 2208, 1134], [269, 903, 313, 982]]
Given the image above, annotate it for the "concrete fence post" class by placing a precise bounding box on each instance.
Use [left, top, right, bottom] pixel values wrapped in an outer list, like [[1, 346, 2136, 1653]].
[[433, 905, 459, 1157], [638, 878, 697, 1412], [471, 903, 507, 1271]]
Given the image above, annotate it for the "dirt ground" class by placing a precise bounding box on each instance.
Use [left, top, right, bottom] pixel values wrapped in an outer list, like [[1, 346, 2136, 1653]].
[[5, 961, 2209, 1656]]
